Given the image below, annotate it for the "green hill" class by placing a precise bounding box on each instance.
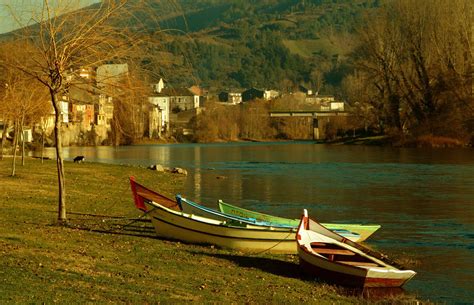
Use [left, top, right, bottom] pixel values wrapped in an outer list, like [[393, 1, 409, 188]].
[[0, 0, 380, 93], [149, 0, 379, 92]]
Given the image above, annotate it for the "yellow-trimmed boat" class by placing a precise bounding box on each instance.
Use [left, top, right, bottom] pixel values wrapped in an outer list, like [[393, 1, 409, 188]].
[[219, 199, 381, 242]]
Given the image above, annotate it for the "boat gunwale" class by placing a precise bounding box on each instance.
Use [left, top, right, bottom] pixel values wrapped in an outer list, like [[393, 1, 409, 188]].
[[145, 200, 297, 235], [150, 213, 296, 242], [179, 195, 296, 229], [218, 199, 381, 236]]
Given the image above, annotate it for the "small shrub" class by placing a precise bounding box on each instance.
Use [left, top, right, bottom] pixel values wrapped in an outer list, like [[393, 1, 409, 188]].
[[416, 135, 466, 148]]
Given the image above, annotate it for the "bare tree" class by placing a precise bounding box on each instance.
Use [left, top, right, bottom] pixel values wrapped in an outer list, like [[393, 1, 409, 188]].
[[0, 0, 161, 223], [0, 61, 49, 176], [0, 76, 10, 160], [341, 73, 381, 134], [39, 115, 53, 163], [109, 71, 153, 145], [349, 0, 472, 142]]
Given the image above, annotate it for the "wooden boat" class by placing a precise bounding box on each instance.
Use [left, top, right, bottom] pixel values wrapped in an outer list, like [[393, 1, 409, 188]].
[[178, 195, 362, 242], [129, 176, 180, 211], [177, 195, 292, 227], [129, 178, 297, 254], [296, 209, 416, 287], [218, 199, 381, 242]]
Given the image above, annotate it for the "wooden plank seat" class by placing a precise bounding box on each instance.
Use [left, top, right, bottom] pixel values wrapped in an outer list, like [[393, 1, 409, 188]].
[[337, 261, 379, 267], [310, 242, 327, 247], [311, 248, 355, 255]]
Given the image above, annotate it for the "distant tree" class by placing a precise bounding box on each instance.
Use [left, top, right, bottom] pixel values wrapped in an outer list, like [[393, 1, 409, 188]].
[[0, 66, 10, 160], [110, 71, 152, 145], [350, 0, 472, 142], [240, 100, 276, 140], [0, 51, 49, 175]]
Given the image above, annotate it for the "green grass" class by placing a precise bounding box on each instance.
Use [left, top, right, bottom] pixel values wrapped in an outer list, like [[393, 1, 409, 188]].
[[0, 158, 422, 304]]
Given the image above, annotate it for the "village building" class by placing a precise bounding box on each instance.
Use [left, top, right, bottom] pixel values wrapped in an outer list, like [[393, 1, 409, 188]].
[[218, 91, 242, 104], [95, 94, 114, 128], [70, 103, 95, 130], [163, 88, 200, 112], [242, 88, 279, 102], [263, 89, 280, 100], [68, 86, 97, 130], [148, 78, 201, 137], [298, 85, 313, 95], [152, 78, 165, 94], [77, 67, 96, 80], [59, 98, 69, 124], [304, 94, 345, 112], [242, 88, 264, 102], [148, 94, 170, 137]]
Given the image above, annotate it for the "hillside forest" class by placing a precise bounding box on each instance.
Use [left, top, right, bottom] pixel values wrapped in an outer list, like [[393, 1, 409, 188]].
[[1, 0, 473, 146]]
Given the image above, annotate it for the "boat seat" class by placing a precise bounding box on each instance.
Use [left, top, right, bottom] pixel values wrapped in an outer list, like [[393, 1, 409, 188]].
[[310, 242, 327, 247], [311, 248, 355, 255], [337, 261, 379, 267]]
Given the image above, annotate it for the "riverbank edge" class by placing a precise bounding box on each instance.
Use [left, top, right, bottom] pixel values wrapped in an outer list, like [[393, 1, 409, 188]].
[[86, 134, 474, 148], [0, 158, 424, 304]]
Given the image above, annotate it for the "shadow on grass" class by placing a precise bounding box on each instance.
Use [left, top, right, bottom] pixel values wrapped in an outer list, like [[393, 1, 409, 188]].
[[58, 213, 160, 240], [190, 250, 303, 279], [190, 250, 410, 302]]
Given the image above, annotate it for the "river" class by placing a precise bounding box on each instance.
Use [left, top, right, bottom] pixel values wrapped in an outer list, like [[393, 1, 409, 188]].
[[35, 142, 474, 304]]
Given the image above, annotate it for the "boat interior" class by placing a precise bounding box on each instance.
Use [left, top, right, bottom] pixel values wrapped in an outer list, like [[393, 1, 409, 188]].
[[310, 242, 382, 268]]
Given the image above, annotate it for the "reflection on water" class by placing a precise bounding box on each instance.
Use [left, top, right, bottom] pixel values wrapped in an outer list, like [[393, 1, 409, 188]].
[[33, 142, 474, 304]]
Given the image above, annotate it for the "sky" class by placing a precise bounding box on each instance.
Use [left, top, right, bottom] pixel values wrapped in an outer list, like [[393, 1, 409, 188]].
[[0, 0, 99, 34]]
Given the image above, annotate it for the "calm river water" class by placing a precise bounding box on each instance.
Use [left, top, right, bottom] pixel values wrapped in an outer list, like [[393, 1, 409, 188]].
[[36, 142, 474, 304]]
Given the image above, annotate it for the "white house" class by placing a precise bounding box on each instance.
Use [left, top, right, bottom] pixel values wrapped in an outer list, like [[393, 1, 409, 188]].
[[153, 78, 165, 93], [149, 95, 170, 133], [96, 94, 114, 128], [264, 89, 280, 100], [59, 100, 69, 123], [330, 101, 345, 111]]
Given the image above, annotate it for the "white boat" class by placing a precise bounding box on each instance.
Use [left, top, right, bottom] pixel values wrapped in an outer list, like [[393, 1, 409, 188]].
[[296, 209, 416, 287], [130, 177, 297, 253]]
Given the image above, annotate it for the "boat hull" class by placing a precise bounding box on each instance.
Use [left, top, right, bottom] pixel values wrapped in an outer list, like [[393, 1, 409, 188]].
[[130, 177, 180, 211], [181, 197, 361, 242], [219, 200, 380, 242], [146, 201, 297, 254], [298, 246, 414, 288], [296, 210, 416, 288]]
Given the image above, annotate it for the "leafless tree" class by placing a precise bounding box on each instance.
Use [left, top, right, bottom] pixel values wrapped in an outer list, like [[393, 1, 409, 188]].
[[0, 0, 165, 223], [109, 71, 153, 145], [349, 0, 472, 142], [0, 57, 49, 175]]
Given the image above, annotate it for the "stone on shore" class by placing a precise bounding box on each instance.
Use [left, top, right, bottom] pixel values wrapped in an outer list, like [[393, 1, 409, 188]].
[[148, 164, 187, 175]]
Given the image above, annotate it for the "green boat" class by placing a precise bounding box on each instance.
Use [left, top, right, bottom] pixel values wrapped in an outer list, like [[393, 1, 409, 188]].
[[218, 200, 381, 242]]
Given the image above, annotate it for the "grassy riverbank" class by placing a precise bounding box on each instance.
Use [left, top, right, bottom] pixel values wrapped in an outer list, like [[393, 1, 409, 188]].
[[0, 158, 422, 304]]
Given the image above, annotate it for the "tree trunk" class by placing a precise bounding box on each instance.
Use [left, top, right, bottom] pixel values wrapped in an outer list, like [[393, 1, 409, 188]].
[[11, 120, 19, 177], [1, 120, 8, 160], [20, 116, 25, 166], [41, 127, 45, 164], [51, 92, 67, 223]]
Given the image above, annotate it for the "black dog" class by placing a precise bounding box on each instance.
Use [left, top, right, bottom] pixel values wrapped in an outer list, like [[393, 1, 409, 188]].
[[73, 156, 85, 163]]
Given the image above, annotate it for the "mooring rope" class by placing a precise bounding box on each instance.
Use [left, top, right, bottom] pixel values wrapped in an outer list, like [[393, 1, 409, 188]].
[[248, 230, 295, 256]]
